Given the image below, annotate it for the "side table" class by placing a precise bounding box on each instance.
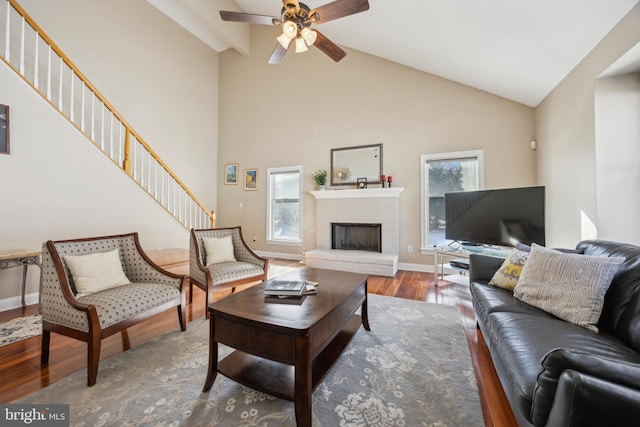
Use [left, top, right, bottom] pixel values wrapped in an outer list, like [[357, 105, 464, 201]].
[[0, 249, 42, 308]]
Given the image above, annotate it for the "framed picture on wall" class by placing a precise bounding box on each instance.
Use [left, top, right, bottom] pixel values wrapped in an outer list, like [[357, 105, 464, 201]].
[[0, 104, 9, 154], [244, 168, 258, 191], [224, 163, 238, 185]]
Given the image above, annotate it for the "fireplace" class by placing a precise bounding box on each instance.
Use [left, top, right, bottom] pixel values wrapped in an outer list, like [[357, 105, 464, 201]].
[[332, 223, 382, 252], [306, 187, 404, 277]]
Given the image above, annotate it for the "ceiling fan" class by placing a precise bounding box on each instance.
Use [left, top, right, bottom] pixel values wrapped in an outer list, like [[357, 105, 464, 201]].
[[220, 0, 370, 64]]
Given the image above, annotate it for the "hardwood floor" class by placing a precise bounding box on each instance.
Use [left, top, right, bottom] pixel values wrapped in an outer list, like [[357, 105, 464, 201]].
[[0, 260, 516, 426]]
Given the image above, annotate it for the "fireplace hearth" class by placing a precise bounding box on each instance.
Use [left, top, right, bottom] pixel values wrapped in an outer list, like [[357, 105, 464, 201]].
[[332, 223, 382, 252]]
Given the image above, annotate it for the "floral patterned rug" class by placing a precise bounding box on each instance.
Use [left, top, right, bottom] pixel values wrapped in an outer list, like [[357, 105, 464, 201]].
[[0, 314, 41, 347], [17, 294, 483, 426]]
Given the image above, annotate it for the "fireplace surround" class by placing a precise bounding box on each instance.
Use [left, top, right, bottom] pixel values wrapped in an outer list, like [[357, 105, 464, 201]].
[[305, 187, 404, 276]]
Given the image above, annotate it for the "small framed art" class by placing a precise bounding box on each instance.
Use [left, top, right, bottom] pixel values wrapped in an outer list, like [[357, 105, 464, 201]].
[[244, 168, 258, 191], [0, 104, 9, 154], [357, 177, 367, 189], [224, 163, 238, 185]]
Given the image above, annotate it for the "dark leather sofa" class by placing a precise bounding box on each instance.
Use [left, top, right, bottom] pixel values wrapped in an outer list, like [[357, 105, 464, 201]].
[[469, 240, 640, 427]]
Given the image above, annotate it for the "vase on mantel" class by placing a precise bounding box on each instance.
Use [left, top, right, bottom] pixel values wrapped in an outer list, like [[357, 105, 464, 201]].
[[318, 185, 326, 191]]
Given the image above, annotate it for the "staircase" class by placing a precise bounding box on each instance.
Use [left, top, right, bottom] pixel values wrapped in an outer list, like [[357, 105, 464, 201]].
[[0, 0, 214, 230]]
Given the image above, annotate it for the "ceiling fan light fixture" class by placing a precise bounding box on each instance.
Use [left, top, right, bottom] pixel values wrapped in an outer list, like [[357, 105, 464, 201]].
[[276, 33, 293, 49], [282, 20, 298, 38], [295, 36, 308, 53], [301, 27, 317, 46]]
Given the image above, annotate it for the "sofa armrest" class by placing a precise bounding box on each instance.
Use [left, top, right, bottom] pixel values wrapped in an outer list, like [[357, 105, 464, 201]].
[[532, 348, 640, 426], [545, 370, 640, 427], [468, 254, 504, 283]]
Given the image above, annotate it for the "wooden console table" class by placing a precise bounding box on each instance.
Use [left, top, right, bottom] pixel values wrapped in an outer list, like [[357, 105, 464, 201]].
[[0, 249, 42, 307]]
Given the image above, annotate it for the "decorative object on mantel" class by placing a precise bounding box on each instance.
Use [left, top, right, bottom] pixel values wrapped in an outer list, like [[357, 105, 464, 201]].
[[334, 166, 351, 187], [380, 174, 386, 188], [357, 177, 367, 189], [311, 169, 328, 190], [0, 104, 9, 154], [218, 0, 370, 64], [388, 175, 393, 187]]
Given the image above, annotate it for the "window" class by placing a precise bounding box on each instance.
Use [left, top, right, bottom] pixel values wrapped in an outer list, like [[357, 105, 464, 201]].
[[267, 166, 303, 244], [420, 150, 484, 251]]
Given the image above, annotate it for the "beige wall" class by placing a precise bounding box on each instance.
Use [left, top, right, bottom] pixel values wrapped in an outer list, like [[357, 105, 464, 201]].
[[535, 4, 640, 247], [0, 0, 219, 307], [217, 26, 536, 266]]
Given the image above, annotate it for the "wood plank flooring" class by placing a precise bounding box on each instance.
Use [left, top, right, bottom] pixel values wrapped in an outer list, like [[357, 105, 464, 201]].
[[0, 260, 516, 426]]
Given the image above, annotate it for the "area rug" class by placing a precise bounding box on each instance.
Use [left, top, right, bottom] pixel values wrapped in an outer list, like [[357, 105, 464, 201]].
[[0, 314, 41, 347], [17, 294, 483, 426]]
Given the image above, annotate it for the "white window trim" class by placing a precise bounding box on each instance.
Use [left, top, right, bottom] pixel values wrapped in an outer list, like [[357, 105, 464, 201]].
[[266, 165, 303, 246], [419, 150, 484, 254]]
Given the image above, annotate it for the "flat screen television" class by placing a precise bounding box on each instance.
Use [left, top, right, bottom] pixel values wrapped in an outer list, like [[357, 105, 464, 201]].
[[444, 186, 545, 247]]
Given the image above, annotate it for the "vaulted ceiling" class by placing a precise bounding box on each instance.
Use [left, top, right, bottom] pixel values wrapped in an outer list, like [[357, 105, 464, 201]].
[[149, 0, 640, 107]]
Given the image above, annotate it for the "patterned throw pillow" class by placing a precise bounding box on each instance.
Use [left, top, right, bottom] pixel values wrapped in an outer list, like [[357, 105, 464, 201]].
[[488, 250, 529, 290], [513, 244, 625, 332]]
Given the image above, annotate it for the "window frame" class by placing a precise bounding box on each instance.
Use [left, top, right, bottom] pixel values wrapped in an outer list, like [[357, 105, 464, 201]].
[[419, 150, 484, 253], [266, 165, 303, 246]]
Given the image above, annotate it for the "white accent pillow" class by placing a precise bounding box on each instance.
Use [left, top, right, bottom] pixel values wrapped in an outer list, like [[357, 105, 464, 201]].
[[64, 248, 130, 298], [203, 236, 237, 265], [514, 244, 624, 332]]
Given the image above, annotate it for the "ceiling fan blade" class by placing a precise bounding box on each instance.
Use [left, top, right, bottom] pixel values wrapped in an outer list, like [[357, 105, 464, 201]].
[[313, 30, 347, 62], [310, 0, 369, 24], [268, 42, 290, 64], [220, 11, 278, 26], [282, 0, 300, 15]]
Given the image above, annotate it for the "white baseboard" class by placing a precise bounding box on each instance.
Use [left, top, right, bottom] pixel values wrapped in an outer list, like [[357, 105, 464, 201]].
[[257, 251, 304, 262], [398, 262, 435, 273], [0, 292, 39, 312]]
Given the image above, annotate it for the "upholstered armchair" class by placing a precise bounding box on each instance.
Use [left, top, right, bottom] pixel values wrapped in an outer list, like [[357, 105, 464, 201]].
[[40, 232, 187, 386], [190, 227, 269, 317]]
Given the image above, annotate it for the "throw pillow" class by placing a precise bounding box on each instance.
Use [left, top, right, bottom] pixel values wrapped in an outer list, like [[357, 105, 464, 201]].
[[203, 236, 237, 265], [64, 248, 130, 298], [513, 244, 625, 332], [488, 250, 529, 290]]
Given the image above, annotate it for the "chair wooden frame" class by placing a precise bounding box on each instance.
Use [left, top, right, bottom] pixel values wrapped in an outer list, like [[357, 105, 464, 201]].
[[40, 232, 187, 386], [190, 226, 269, 317]]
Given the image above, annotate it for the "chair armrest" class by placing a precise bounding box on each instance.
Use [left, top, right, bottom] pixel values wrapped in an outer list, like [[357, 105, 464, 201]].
[[545, 370, 640, 427], [532, 348, 640, 426], [41, 243, 96, 331], [469, 254, 504, 283]]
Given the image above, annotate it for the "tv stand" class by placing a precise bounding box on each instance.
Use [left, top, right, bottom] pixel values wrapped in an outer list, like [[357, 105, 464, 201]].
[[433, 245, 512, 286]]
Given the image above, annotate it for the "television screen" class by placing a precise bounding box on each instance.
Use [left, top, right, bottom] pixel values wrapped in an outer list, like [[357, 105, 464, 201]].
[[444, 186, 545, 247]]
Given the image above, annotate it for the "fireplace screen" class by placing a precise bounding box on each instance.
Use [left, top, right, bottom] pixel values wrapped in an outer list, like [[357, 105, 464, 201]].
[[331, 223, 382, 252]]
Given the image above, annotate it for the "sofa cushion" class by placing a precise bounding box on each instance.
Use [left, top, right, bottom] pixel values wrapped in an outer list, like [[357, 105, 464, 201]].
[[514, 244, 624, 332], [203, 236, 237, 265], [206, 261, 265, 285], [577, 240, 640, 350], [76, 282, 181, 329], [485, 311, 638, 424], [64, 249, 130, 298], [489, 250, 528, 290]]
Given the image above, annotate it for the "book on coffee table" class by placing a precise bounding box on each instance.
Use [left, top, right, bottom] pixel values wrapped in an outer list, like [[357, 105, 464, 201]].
[[264, 280, 307, 296]]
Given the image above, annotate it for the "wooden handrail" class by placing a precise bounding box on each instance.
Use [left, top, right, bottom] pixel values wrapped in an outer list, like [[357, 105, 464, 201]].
[[3, 0, 214, 228]]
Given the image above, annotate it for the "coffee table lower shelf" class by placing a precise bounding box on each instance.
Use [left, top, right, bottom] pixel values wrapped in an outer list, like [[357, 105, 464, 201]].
[[217, 314, 362, 401]]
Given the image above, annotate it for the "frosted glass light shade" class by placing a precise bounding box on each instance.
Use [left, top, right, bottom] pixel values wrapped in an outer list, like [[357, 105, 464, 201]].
[[295, 37, 308, 53], [301, 27, 317, 46]]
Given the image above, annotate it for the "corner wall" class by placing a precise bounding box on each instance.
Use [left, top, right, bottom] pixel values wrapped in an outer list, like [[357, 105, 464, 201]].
[[535, 4, 640, 247]]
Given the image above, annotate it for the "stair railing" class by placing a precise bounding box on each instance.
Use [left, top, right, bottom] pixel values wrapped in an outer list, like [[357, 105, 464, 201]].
[[1, 0, 215, 229]]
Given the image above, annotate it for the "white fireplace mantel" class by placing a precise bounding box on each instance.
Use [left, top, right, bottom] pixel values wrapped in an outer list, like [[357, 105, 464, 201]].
[[310, 187, 404, 199]]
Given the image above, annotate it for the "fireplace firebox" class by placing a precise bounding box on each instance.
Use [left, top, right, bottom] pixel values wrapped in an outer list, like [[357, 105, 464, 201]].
[[331, 223, 382, 252]]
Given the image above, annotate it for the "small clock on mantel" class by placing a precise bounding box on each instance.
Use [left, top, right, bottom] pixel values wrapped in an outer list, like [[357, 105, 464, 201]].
[[357, 178, 367, 189]]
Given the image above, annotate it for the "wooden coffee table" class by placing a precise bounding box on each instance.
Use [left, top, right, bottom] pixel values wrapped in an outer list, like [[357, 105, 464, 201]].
[[202, 267, 370, 426]]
